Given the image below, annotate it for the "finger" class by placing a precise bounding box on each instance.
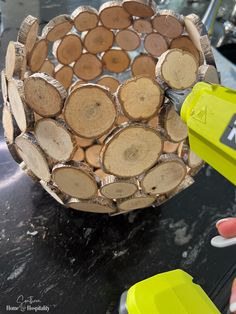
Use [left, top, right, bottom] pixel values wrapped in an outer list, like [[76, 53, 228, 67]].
[[216, 218, 236, 238]]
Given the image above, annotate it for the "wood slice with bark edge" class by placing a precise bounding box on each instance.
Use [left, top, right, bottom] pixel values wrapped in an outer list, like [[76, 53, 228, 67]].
[[148, 115, 159, 129], [163, 141, 179, 153], [28, 39, 48, 73], [97, 76, 120, 93], [15, 133, 51, 181], [8, 79, 34, 132], [40, 180, 69, 205], [156, 49, 198, 90], [140, 153, 187, 195], [69, 80, 86, 93], [75, 136, 94, 148], [17, 15, 39, 53], [73, 53, 103, 81], [2, 103, 21, 144], [166, 175, 194, 200], [133, 18, 152, 34], [72, 146, 85, 162], [118, 76, 163, 121], [184, 14, 207, 52], [5, 41, 26, 80], [35, 118, 76, 162], [39, 60, 55, 76], [117, 191, 156, 211], [152, 10, 184, 39], [84, 26, 114, 55], [122, 0, 156, 18], [52, 34, 82, 65], [95, 168, 109, 180], [101, 123, 163, 177], [52, 161, 98, 199], [144, 33, 168, 57], [198, 64, 220, 84], [66, 197, 116, 213], [1, 70, 8, 102], [54, 65, 73, 90], [85, 145, 102, 168], [99, 1, 132, 30], [102, 49, 130, 73], [100, 175, 138, 199], [200, 35, 216, 67], [42, 15, 73, 42], [19, 161, 40, 182], [24, 73, 67, 117], [116, 29, 140, 51], [71, 6, 99, 32], [153, 194, 167, 207], [131, 54, 156, 79], [7, 143, 23, 164]]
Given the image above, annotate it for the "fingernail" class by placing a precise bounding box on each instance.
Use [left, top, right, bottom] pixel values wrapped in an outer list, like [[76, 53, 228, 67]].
[[216, 218, 236, 238], [216, 218, 231, 228], [230, 279, 236, 313]]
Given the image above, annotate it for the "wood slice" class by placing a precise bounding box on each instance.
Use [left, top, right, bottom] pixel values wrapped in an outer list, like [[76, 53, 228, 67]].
[[117, 191, 156, 211], [28, 39, 48, 73], [101, 124, 163, 177], [200, 35, 216, 67], [15, 133, 51, 181], [75, 136, 94, 148], [184, 14, 207, 52], [198, 65, 220, 84], [118, 76, 163, 121], [97, 76, 120, 93], [8, 79, 34, 132], [73, 53, 103, 81], [53, 34, 82, 65], [99, 1, 132, 29], [163, 141, 179, 153], [5, 41, 26, 80], [35, 118, 76, 161], [102, 49, 130, 73], [24, 73, 67, 117], [166, 175, 194, 199], [40, 180, 68, 205], [54, 65, 73, 90], [131, 54, 156, 79], [20, 161, 40, 182], [141, 154, 187, 195], [7, 143, 23, 164], [100, 175, 138, 199], [133, 18, 152, 33], [64, 84, 117, 138], [144, 33, 168, 57], [152, 10, 184, 39], [94, 168, 108, 180], [1, 70, 8, 102], [17, 15, 39, 53], [122, 0, 156, 18], [116, 29, 140, 51], [71, 6, 99, 32], [84, 26, 114, 54], [85, 145, 102, 168], [52, 161, 98, 199], [42, 15, 73, 42], [66, 197, 116, 213], [69, 80, 86, 93], [72, 146, 85, 162], [2, 103, 21, 144], [39, 60, 55, 76], [156, 49, 198, 90], [148, 115, 159, 129]]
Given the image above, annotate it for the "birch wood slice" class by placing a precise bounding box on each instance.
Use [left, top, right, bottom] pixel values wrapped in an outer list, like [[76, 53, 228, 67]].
[[5, 41, 26, 80], [7, 143, 23, 164], [116, 29, 140, 51], [122, 0, 156, 18], [15, 133, 51, 181], [156, 49, 198, 90], [72, 6, 99, 32], [1, 70, 8, 102], [72, 146, 85, 162], [64, 84, 116, 138], [141, 154, 187, 195], [100, 175, 138, 199], [102, 49, 130, 73], [131, 54, 156, 79], [117, 192, 155, 211], [2, 104, 21, 144], [17, 15, 39, 53], [118, 76, 163, 121], [73, 53, 103, 81], [40, 180, 68, 205], [95, 168, 108, 180], [28, 39, 48, 73], [97, 76, 120, 93], [101, 124, 163, 177], [85, 145, 102, 168], [75, 136, 94, 148], [52, 162, 98, 199], [133, 18, 152, 33], [42, 15, 73, 42], [69, 80, 86, 93], [99, 2, 132, 29], [54, 65, 73, 89], [163, 141, 179, 153], [198, 65, 220, 84], [144, 33, 168, 57], [39, 60, 55, 77], [53, 34, 82, 65], [24, 73, 67, 117], [66, 197, 116, 213], [35, 118, 76, 161], [184, 14, 207, 52], [200, 35, 216, 67], [84, 26, 114, 55]]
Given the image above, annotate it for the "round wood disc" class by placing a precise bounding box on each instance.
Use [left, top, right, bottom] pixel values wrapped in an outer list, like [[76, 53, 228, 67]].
[[72, 146, 85, 162], [69, 80, 86, 93], [64, 84, 117, 138], [39, 60, 55, 76], [75, 136, 94, 148], [17, 15, 39, 53], [35, 118, 76, 161], [66, 197, 115, 213], [72, 6, 99, 32], [54, 65, 73, 89], [24, 73, 67, 117], [28, 39, 48, 73], [131, 54, 156, 79], [102, 49, 130, 73], [152, 10, 184, 39], [15, 133, 51, 181], [198, 65, 220, 84], [85, 145, 102, 168], [97, 76, 120, 93], [1, 70, 8, 102], [118, 76, 163, 121], [141, 154, 187, 195], [20, 161, 40, 182], [7, 143, 23, 164], [116, 29, 140, 51], [2, 104, 21, 144], [117, 192, 156, 211], [52, 162, 98, 199], [42, 15, 73, 42], [133, 18, 152, 33], [73, 53, 103, 81], [94, 168, 108, 180], [5, 41, 26, 80], [200, 35, 216, 66], [122, 0, 156, 18], [101, 124, 163, 177], [163, 141, 179, 153], [53, 34, 82, 65], [99, 1, 132, 29], [156, 49, 198, 90], [84, 26, 114, 54], [184, 14, 207, 52], [40, 180, 68, 205], [144, 33, 168, 57]]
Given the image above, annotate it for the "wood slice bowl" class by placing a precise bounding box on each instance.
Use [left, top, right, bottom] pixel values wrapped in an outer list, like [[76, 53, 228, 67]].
[[2, 1, 220, 215]]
